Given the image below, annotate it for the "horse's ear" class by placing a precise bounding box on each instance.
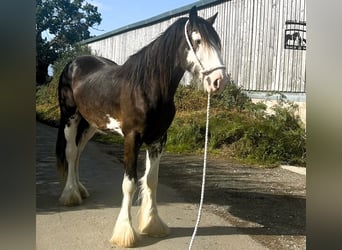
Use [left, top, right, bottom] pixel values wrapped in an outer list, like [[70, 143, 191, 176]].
[[189, 6, 198, 25], [206, 12, 218, 25]]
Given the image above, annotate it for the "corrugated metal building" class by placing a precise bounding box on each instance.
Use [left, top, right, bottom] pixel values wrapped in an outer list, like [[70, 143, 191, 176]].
[[83, 0, 306, 102]]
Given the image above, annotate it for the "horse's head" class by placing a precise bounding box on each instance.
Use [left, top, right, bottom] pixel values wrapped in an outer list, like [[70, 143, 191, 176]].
[[185, 6, 227, 94]]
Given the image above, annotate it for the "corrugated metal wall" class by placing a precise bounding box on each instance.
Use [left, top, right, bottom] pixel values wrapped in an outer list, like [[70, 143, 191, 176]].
[[86, 0, 306, 93]]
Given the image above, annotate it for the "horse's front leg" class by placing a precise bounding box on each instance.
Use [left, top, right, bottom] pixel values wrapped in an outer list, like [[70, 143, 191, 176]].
[[138, 134, 169, 237], [110, 131, 141, 248]]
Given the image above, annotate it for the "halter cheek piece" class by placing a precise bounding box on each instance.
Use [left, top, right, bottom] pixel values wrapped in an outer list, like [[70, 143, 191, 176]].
[[184, 19, 226, 77]]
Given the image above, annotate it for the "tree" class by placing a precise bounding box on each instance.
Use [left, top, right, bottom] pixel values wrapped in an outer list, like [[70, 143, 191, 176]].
[[36, 0, 101, 85]]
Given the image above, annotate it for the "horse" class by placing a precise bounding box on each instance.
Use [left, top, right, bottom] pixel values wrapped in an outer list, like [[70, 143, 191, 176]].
[[285, 31, 306, 47], [55, 6, 227, 248]]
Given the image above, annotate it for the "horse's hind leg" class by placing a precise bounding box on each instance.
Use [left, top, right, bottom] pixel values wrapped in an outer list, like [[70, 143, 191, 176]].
[[58, 112, 83, 206], [74, 118, 96, 198], [138, 134, 169, 237]]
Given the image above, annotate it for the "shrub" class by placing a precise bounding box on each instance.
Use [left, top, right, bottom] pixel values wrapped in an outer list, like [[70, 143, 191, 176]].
[[232, 104, 306, 166], [211, 81, 252, 110], [174, 84, 207, 112], [166, 112, 206, 152], [170, 84, 306, 166]]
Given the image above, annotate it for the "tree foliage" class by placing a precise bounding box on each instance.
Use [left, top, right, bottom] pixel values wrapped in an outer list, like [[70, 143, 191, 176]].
[[36, 0, 101, 85]]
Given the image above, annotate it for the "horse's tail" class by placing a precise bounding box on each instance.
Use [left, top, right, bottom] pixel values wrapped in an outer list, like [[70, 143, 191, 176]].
[[56, 61, 76, 185]]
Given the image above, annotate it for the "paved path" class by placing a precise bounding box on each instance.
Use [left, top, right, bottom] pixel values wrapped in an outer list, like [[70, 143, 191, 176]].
[[36, 122, 266, 249], [280, 165, 306, 175]]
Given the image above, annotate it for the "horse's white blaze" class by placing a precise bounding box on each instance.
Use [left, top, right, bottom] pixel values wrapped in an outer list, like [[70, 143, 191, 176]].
[[138, 150, 169, 236], [201, 43, 224, 71], [106, 115, 124, 136], [198, 43, 225, 78], [110, 174, 138, 247], [186, 31, 226, 93], [191, 31, 201, 41], [60, 115, 82, 205]]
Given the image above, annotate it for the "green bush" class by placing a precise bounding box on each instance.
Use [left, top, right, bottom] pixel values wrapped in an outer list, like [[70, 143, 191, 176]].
[[167, 112, 206, 152], [174, 84, 207, 111], [211, 81, 252, 110], [232, 102, 306, 166], [170, 84, 306, 166]]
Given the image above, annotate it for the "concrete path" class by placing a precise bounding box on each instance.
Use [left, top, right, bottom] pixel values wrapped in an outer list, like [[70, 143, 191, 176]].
[[280, 165, 306, 175], [36, 122, 266, 249]]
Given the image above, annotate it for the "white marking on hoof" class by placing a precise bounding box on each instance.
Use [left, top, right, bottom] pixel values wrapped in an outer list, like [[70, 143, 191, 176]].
[[138, 149, 169, 237], [110, 219, 139, 248], [105, 114, 124, 136], [138, 208, 170, 237], [110, 174, 138, 247], [59, 186, 82, 206]]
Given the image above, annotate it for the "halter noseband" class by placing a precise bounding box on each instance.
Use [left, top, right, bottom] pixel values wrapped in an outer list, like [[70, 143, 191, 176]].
[[184, 20, 226, 76]]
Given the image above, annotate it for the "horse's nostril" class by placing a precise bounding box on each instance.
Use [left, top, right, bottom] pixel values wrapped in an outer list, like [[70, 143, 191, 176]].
[[213, 79, 219, 88]]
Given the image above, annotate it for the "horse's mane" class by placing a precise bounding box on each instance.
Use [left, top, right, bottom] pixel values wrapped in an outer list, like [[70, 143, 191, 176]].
[[115, 15, 222, 100], [115, 18, 187, 98]]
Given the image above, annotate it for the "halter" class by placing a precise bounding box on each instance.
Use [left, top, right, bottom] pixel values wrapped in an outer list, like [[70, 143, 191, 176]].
[[184, 19, 226, 77]]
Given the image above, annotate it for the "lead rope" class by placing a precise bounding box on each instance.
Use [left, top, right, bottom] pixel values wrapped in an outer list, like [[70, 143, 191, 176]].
[[188, 91, 211, 250]]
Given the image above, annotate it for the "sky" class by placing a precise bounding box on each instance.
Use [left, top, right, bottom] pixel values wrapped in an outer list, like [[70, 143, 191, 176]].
[[88, 0, 198, 36]]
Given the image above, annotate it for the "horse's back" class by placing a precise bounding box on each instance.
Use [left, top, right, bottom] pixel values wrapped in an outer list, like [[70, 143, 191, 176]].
[[58, 55, 124, 130], [71, 55, 118, 80], [69, 55, 121, 106], [58, 54, 118, 102]]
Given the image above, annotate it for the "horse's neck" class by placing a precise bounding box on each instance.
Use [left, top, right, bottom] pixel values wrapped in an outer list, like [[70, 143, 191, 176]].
[[131, 43, 186, 101], [153, 37, 187, 100], [167, 66, 186, 99], [156, 62, 185, 103], [119, 20, 187, 102]]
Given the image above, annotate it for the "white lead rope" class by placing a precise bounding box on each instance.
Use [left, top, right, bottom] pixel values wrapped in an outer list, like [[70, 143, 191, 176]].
[[188, 91, 211, 250]]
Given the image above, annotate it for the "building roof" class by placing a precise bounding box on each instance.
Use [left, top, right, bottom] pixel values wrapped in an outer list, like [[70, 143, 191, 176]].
[[82, 0, 227, 44]]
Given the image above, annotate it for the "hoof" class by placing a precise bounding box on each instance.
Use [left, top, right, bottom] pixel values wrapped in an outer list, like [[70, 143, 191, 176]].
[[59, 187, 82, 206], [78, 182, 89, 199], [109, 221, 139, 248], [139, 214, 170, 237]]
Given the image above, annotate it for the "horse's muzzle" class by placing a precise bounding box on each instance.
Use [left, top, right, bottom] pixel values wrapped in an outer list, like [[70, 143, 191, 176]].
[[206, 74, 227, 94]]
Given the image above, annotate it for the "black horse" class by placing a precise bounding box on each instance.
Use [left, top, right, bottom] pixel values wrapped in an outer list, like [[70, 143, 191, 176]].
[[56, 6, 227, 247]]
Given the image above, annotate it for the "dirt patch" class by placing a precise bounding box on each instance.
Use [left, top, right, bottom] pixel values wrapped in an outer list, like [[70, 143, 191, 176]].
[[98, 142, 306, 250]]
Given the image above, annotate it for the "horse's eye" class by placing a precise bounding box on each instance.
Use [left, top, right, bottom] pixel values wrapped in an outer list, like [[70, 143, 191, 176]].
[[195, 39, 201, 45]]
